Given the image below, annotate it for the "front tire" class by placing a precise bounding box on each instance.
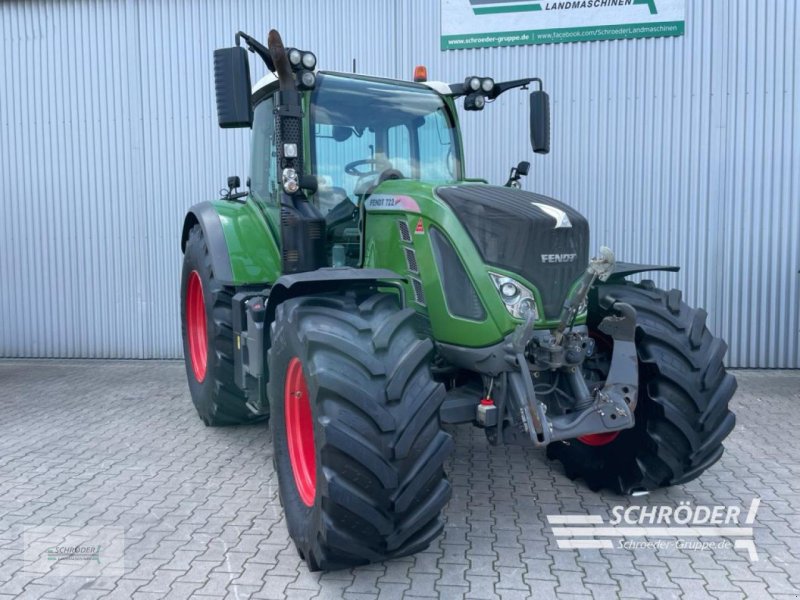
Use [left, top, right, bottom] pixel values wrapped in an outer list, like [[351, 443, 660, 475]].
[[181, 224, 264, 426], [547, 279, 737, 493], [268, 292, 453, 571]]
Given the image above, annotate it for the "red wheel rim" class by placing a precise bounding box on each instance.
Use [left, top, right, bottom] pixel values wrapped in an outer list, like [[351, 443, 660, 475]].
[[284, 358, 316, 507], [186, 271, 208, 382], [578, 431, 620, 446]]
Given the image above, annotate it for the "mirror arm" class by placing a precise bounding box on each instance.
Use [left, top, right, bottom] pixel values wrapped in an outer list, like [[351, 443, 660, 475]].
[[236, 31, 275, 72], [487, 77, 543, 100]]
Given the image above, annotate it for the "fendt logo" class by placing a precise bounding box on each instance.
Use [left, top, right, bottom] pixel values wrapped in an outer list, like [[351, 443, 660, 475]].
[[470, 0, 658, 16], [541, 253, 577, 263]]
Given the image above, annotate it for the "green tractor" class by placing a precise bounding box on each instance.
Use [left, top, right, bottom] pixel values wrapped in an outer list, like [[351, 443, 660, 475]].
[[180, 30, 736, 570]]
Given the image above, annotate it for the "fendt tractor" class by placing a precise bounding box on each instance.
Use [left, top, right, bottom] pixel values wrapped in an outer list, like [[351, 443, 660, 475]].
[[180, 30, 737, 570]]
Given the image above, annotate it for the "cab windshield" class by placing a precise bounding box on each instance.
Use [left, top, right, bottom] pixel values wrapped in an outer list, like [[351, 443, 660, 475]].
[[310, 73, 461, 216]]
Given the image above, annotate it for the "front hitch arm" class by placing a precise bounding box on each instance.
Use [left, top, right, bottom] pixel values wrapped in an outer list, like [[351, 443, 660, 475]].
[[541, 301, 639, 444], [502, 300, 639, 447], [597, 301, 639, 412]]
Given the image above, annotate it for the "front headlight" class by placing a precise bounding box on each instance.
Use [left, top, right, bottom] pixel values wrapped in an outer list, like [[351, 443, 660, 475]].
[[489, 272, 539, 320]]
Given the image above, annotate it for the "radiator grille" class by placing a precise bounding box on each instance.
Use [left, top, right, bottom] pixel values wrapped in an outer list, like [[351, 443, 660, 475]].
[[397, 219, 412, 242], [411, 277, 425, 306], [404, 247, 418, 273]]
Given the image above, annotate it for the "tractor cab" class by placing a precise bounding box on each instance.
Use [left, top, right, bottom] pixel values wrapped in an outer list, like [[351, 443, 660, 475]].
[[249, 70, 465, 268]]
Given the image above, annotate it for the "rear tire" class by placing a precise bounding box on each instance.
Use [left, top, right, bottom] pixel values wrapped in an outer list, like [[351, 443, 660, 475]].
[[268, 292, 453, 571], [181, 224, 265, 426], [547, 279, 737, 494]]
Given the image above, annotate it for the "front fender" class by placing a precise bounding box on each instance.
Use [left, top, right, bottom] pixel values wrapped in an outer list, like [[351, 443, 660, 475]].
[[181, 201, 235, 284], [608, 261, 680, 281], [181, 199, 282, 286], [265, 267, 406, 328]]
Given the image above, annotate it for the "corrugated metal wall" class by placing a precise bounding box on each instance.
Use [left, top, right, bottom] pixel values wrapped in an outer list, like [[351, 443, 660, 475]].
[[1, 0, 797, 367]]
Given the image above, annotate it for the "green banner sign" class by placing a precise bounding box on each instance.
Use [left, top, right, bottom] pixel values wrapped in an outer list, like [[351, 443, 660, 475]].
[[441, 0, 685, 49]]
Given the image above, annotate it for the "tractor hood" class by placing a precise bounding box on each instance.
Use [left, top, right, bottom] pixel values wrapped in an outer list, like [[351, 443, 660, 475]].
[[435, 185, 589, 319]]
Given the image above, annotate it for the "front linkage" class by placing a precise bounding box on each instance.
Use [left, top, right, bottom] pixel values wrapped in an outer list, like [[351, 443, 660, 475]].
[[439, 247, 639, 446]]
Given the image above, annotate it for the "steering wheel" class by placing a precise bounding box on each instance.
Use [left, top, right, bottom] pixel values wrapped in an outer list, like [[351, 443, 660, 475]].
[[344, 158, 384, 177]]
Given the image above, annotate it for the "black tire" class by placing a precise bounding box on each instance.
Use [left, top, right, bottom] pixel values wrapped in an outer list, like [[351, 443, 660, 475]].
[[267, 292, 453, 571], [181, 224, 265, 426], [547, 279, 737, 494]]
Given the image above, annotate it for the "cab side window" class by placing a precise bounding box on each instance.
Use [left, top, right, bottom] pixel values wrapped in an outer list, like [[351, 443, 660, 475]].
[[249, 98, 277, 204]]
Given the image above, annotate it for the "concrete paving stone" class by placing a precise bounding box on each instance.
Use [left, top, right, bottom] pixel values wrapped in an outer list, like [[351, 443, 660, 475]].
[[494, 566, 529, 591], [521, 577, 561, 599], [277, 587, 318, 600], [186, 570, 238, 597], [98, 577, 149, 598], [464, 574, 500, 600], [123, 557, 171, 582], [637, 588, 682, 600], [1, 570, 41, 596], [407, 550, 441, 575], [637, 565, 681, 590], [344, 593, 383, 600], [402, 572, 439, 597], [436, 563, 468, 587], [64, 589, 110, 600], [14, 584, 60, 600], [174, 559, 222, 584], [0, 558, 26, 583], [38, 577, 99, 599], [214, 550, 254, 576], [466, 554, 500, 578], [661, 556, 706, 581], [695, 568, 747, 593], [438, 544, 470, 566], [161, 581, 205, 599], [232, 560, 276, 589], [668, 577, 718, 598], [706, 593, 746, 600], [252, 573, 297, 598], [610, 573, 657, 599], [346, 567, 385, 595], [308, 580, 353, 600], [582, 583, 621, 600], [378, 560, 413, 585], [376, 581, 411, 599], [548, 550, 585, 573]]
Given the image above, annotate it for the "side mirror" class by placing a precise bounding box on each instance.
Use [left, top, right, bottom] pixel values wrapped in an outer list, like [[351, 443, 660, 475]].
[[516, 161, 530, 176], [529, 90, 550, 155], [213, 46, 253, 128]]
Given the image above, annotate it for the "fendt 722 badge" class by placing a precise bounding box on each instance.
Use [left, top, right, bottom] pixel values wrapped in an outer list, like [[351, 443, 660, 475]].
[[179, 29, 736, 571]]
